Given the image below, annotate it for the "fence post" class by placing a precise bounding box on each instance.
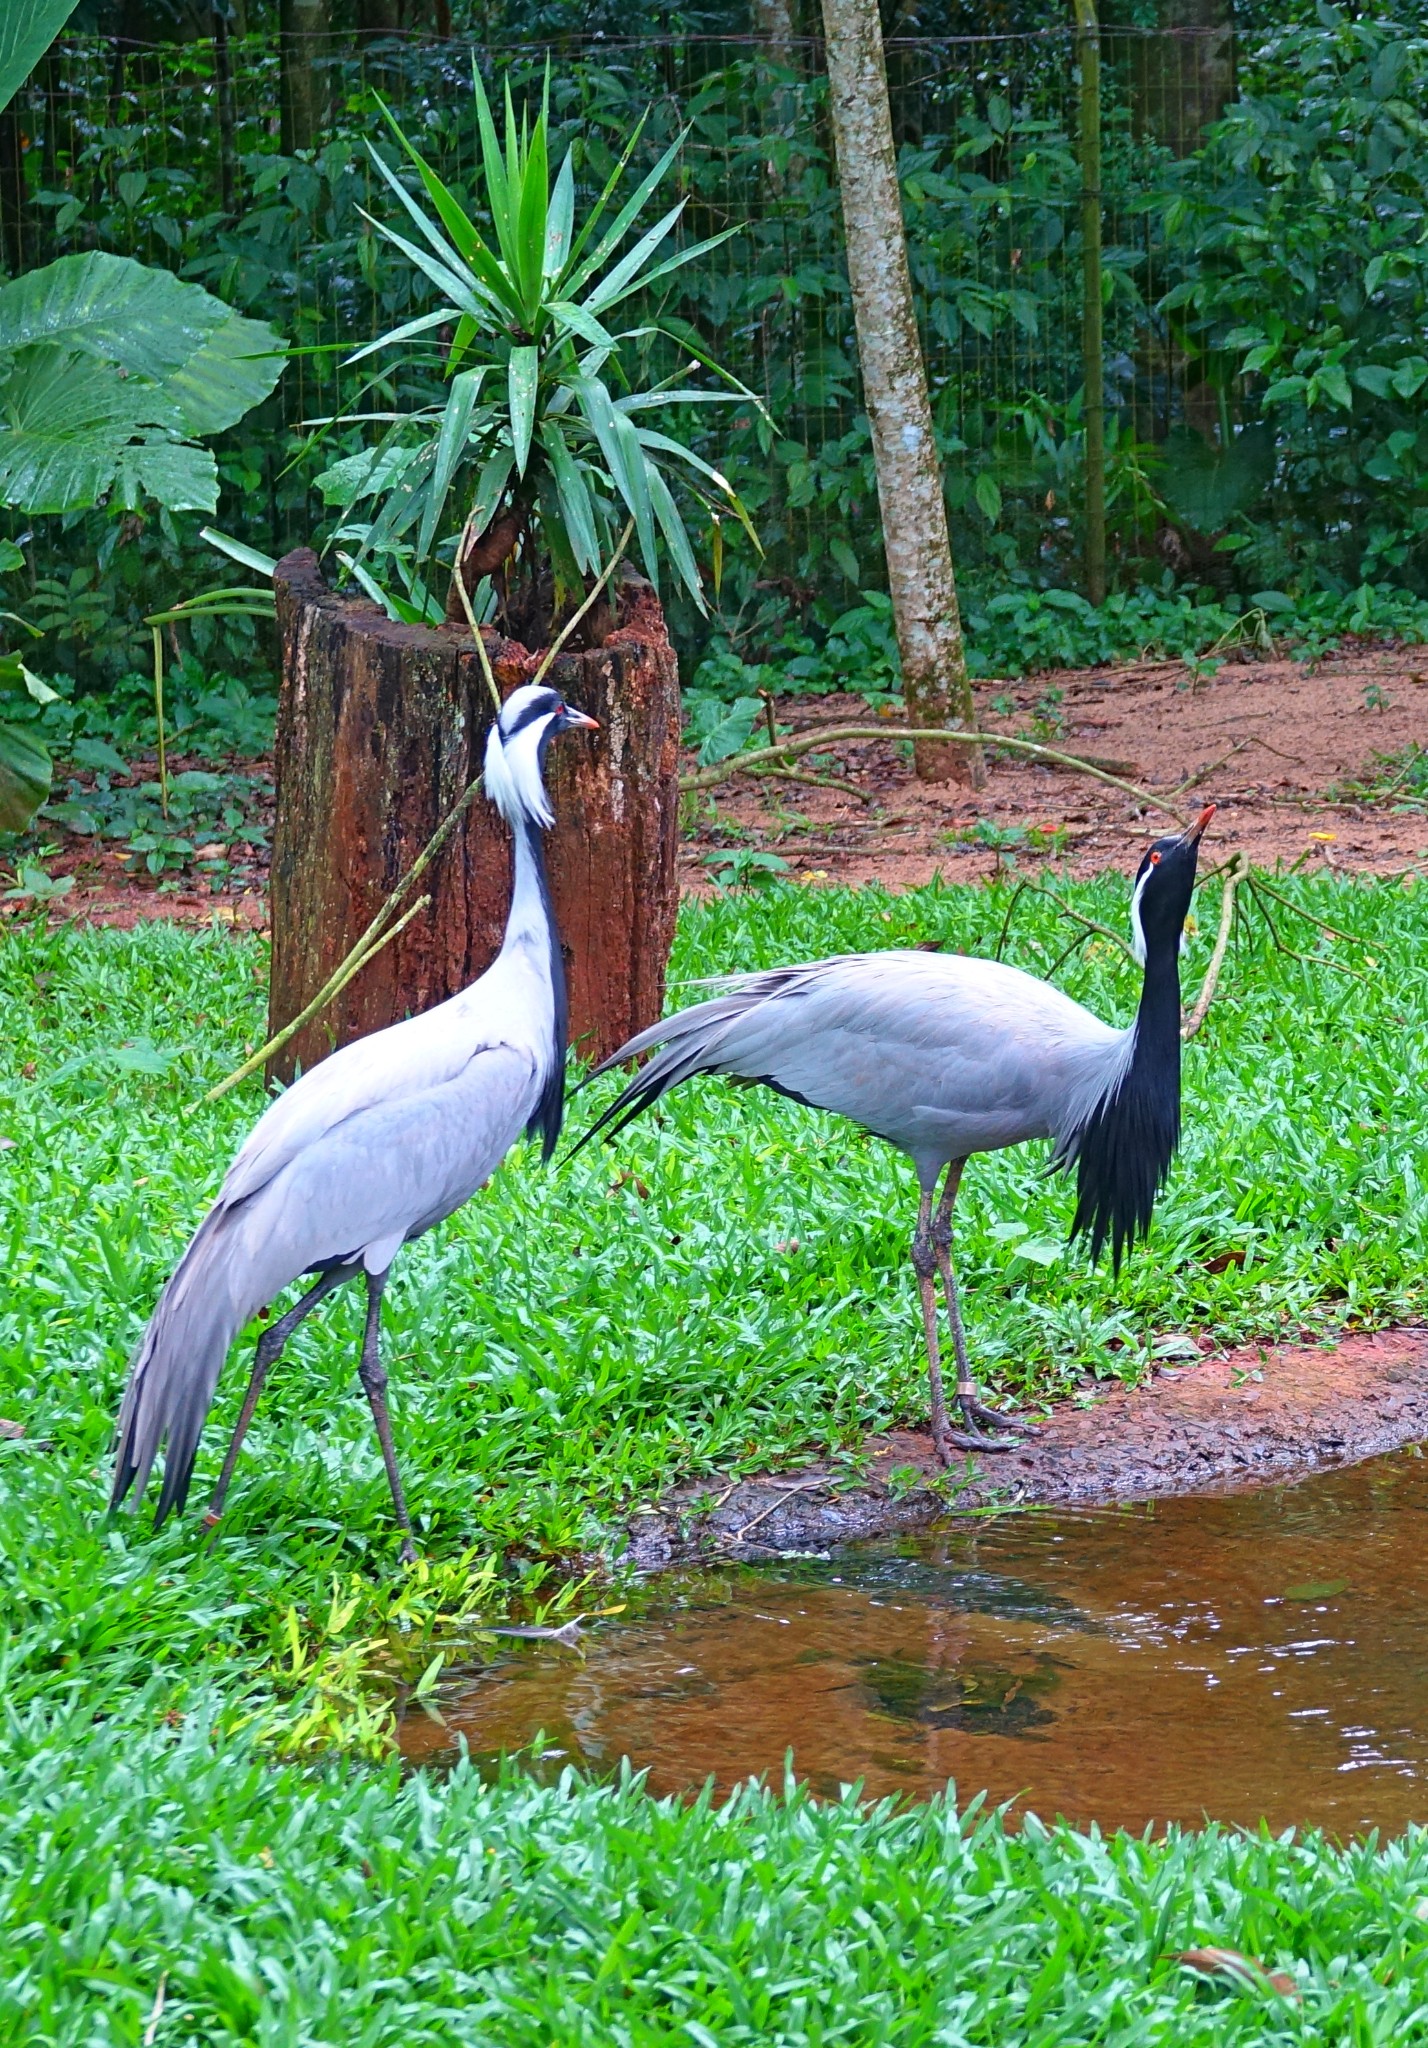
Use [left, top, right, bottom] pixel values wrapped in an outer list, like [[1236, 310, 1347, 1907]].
[[1074, 0, 1106, 607]]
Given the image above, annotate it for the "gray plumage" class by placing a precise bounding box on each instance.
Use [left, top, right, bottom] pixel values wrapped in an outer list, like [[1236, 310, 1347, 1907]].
[[111, 683, 597, 1549], [579, 808, 1212, 1460], [590, 950, 1134, 1188]]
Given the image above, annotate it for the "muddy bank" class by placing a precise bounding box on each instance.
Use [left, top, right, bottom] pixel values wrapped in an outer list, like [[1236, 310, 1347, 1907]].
[[623, 1325, 1428, 1568]]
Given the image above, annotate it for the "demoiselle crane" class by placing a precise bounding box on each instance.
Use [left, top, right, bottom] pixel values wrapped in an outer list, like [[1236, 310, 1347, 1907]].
[[577, 807, 1214, 1463], [111, 683, 597, 1557]]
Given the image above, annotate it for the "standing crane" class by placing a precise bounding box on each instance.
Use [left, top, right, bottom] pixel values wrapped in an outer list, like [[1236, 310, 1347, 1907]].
[[577, 808, 1213, 1463], [111, 683, 598, 1557]]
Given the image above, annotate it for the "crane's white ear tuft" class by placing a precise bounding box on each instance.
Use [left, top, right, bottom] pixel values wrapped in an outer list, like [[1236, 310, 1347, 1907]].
[[485, 713, 555, 829], [1128, 866, 1150, 967]]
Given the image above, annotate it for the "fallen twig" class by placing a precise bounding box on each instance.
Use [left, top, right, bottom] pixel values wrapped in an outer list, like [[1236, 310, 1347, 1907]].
[[747, 763, 877, 803], [1168, 739, 1246, 796], [1182, 851, 1248, 1041], [199, 892, 431, 1106], [679, 725, 1192, 826], [722, 1475, 829, 1547]]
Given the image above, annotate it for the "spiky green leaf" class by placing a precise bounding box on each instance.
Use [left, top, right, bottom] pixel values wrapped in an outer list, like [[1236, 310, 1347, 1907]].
[[419, 367, 486, 559], [508, 346, 539, 478]]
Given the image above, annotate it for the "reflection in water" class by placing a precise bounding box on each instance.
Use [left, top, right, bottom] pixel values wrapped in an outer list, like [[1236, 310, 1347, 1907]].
[[400, 1446, 1428, 1835]]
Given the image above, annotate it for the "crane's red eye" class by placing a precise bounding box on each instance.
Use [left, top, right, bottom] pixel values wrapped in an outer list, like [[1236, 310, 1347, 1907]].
[[1149, 851, 1162, 865]]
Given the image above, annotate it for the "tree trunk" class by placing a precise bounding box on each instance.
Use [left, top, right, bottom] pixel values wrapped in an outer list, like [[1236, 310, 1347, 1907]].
[[266, 551, 682, 1084], [280, 0, 329, 155], [754, 0, 796, 65], [1121, 0, 1235, 156], [819, 0, 983, 788]]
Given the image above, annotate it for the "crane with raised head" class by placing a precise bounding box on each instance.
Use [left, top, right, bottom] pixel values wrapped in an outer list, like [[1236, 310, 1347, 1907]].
[[111, 682, 598, 1557], [577, 807, 1214, 1463]]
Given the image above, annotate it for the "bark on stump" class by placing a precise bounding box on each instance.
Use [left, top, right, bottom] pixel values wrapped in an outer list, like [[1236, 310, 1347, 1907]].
[[266, 549, 681, 1084]]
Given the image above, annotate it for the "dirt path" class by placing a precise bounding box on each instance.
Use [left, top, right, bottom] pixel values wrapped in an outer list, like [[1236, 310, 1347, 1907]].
[[625, 1325, 1428, 1566], [14, 639, 1428, 930], [682, 642, 1428, 893]]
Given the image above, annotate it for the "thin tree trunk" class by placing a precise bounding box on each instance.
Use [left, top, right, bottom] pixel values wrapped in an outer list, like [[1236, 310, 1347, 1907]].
[[754, 0, 796, 66], [820, 0, 982, 786], [280, 0, 328, 155], [212, 5, 238, 218], [1075, 0, 1106, 606], [1122, 0, 1235, 156]]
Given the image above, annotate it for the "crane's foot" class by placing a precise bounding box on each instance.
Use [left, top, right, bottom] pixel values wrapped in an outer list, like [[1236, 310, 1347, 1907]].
[[930, 1423, 1024, 1462], [958, 1388, 1038, 1439], [398, 1535, 419, 1566]]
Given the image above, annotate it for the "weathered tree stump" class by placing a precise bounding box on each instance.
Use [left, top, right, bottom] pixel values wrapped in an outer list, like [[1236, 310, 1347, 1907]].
[[266, 548, 681, 1084]]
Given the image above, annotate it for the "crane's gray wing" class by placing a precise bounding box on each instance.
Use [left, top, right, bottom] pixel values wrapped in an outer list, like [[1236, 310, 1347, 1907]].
[[579, 951, 1127, 1175], [113, 1038, 540, 1523], [225, 1036, 543, 1294], [221, 993, 522, 1209]]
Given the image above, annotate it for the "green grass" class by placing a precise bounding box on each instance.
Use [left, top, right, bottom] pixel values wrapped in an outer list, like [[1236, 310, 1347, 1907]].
[[4, 872, 1428, 2040]]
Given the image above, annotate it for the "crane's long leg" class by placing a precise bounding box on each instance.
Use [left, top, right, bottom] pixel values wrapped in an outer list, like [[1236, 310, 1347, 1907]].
[[356, 1268, 418, 1565], [932, 1162, 1037, 1442], [204, 1261, 360, 1528], [912, 1189, 1011, 1462]]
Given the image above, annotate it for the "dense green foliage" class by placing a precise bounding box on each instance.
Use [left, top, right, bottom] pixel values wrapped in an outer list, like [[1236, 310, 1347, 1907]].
[[4, 874, 1428, 2037], [328, 68, 756, 625], [13, 1712, 1428, 2043], [4, 7, 1427, 726]]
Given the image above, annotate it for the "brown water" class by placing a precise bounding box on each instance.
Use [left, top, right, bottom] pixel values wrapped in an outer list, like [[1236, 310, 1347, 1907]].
[[401, 1448, 1428, 1836]]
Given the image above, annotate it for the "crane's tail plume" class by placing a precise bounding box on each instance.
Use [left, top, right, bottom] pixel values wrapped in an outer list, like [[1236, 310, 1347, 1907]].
[[570, 970, 810, 1156], [111, 1208, 251, 1524]]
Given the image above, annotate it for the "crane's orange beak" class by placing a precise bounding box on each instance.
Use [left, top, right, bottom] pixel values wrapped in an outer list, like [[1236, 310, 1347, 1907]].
[[563, 707, 600, 731], [1185, 803, 1216, 843]]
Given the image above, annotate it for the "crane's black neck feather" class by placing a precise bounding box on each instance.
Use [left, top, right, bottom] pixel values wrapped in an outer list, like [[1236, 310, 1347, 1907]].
[[514, 808, 567, 1161], [1068, 933, 1182, 1273]]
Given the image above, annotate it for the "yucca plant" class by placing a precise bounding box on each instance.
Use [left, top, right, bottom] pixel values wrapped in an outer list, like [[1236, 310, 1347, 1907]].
[[317, 67, 763, 638]]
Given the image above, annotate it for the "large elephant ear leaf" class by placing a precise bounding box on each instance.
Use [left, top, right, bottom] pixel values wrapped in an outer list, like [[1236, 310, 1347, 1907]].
[[0, 0, 80, 115], [163, 309, 286, 437], [0, 648, 51, 832], [0, 255, 284, 515]]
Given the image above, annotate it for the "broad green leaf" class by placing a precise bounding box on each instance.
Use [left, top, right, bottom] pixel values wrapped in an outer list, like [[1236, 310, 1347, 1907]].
[[314, 444, 425, 507], [162, 308, 285, 437], [419, 367, 486, 559], [0, 252, 246, 385], [0, 709, 51, 832], [0, 346, 174, 513], [0, 0, 80, 117], [694, 695, 761, 766], [112, 437, 218, 514], [508, 346, 539, 479], [0, 537, 24, 573]]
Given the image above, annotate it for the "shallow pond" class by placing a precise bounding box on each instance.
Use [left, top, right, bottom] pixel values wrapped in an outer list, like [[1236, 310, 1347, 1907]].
[[400, 1446, 1428, 1835]]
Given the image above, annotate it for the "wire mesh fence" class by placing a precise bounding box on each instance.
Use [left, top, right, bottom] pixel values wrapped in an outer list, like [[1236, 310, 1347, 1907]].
[[5, 16, 1416, 668]]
